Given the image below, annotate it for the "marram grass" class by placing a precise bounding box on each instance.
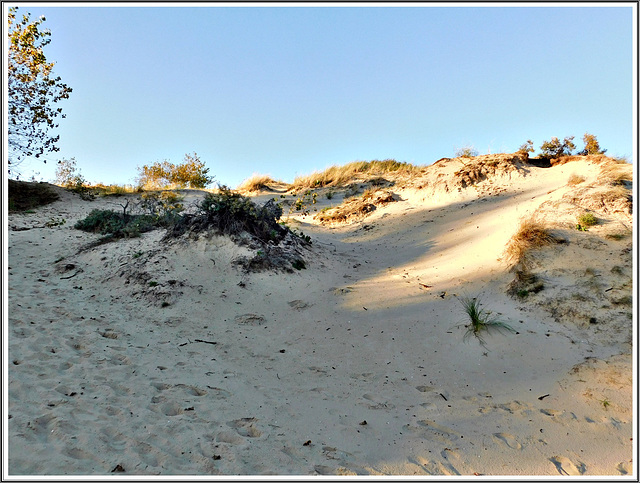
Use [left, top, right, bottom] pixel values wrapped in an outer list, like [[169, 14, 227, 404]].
[[459, 296, 516, 347]]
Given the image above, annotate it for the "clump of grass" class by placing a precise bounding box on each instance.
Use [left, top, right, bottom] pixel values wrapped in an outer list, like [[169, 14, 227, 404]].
[[599, 163, 632, 186], [237, 174, 279, 193], [567, 174, 586, 186], [292, 159, 420, 190], [459, 296, 516, 347], [576, 212, 597, 231], [504, 217, 558, 269]]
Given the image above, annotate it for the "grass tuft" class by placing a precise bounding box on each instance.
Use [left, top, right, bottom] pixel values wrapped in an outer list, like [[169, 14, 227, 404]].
[[237, 174, 280, 193], [459, 296, 516, 347], [503, 217, 558, 269]]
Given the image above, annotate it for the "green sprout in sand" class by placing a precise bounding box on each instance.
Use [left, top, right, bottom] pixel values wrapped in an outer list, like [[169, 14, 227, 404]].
[[459, 296, 516, 347]]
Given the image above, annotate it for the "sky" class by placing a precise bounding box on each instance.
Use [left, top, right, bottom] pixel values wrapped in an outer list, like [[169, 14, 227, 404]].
[[5, 2, 637, 188]]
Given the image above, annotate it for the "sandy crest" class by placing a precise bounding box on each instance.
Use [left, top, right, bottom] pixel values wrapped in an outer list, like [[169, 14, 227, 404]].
[[6, 155, 635, 477]]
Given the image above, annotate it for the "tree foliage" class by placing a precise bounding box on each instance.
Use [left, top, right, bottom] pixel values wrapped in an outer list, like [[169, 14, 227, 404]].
[[136, 153, 214, 189], [539, 136, 576, 159], [7, 7, 72, 172], [578, 133, 606, 155], [55, 157, 85, 187], [516, 140, 534, 159]]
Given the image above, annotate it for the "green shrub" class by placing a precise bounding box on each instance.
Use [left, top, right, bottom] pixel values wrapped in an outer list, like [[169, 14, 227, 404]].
[[136, 152, 214, 189], [539, 136, 576, 159], [165, 186, 288, 243], [577, 212, 597, 228], [74, 209, 158, 238], [516, 140, 534, 159]]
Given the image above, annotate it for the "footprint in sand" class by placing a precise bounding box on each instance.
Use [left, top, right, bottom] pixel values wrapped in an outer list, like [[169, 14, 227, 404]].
[[404, 419, 461, 445], [549, 456, 586, 475], [492, 432, 522, 450], [361, 393, 396, 410], [227, 417, 262, 438]]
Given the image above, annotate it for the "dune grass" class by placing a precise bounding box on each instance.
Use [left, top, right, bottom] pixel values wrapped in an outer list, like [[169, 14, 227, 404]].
[[459, 296, 516, 347], [291, 159, 421, 190], [503, 217, 558, 269], [237, 174, 280, 193]]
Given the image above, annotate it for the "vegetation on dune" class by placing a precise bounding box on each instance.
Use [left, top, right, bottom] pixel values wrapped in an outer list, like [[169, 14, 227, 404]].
[[539, 136, 576, 159], [7, 7, 72, 174], [237, 174, 280, 193], [503, 217, 560, 270], [73, 185, 310, 272], [136, 153, 214, 190], [291, 159, 421, 190], [454, 145, 479, 158], [459, 296, 516, 347]]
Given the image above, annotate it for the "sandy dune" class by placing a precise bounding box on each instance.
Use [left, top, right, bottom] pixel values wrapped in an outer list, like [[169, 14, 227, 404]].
[[6, 154, 635, 477]]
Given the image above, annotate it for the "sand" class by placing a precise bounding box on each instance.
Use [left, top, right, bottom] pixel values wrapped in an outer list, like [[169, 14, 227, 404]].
[[5, 154, 636, 477]]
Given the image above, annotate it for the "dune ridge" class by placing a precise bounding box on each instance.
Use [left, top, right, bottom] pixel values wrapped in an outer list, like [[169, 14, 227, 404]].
[[7, 153, 635, 476]]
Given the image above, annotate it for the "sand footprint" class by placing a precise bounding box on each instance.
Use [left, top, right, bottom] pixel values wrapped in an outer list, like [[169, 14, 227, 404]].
[[549, 456, 586, 475], [492, 432, 522, 450], [227, 417, 262, 438], [361, 393, 396, 410], [404, 419, 461, 445]]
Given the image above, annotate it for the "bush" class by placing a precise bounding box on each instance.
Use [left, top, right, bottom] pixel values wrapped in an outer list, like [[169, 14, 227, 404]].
[[539, 136, 576, 159], [74, 209, 158, 238], [578, 133, 606, 156], [516, 140, 534, 159], [136, 152, 214, 189], [165, 186, 287, 243], [455, 145, 479, 158]]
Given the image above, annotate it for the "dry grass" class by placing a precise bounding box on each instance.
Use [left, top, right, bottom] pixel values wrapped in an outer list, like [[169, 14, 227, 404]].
[[567, 174, 586, 186], [503, 217, 559, 269], [292, 159, 420, 190], [315, 189, 396, 224], [237, 174, 281, 193], [598, 163, 633, 186]]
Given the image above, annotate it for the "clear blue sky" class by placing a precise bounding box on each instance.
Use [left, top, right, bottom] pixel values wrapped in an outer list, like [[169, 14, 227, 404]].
[[7, 2, 636, 188]]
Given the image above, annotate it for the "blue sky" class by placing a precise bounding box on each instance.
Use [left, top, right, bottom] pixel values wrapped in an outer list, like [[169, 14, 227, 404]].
[[7, 2, 636, 188]]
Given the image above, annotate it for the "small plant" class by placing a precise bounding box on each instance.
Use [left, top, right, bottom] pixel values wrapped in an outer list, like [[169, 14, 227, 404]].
[[459, 296, 516, 347], [148, 281, 158, 287], [45, 217, 66, 227], [133, 252, 143, 258], [455, 145, 479, 158], [599, 398, 611, 410], [326, 190, 334, 200], [576, 213, 597, 230]]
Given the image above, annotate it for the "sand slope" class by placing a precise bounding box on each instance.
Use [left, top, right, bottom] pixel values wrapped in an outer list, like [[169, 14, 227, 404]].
[[6, 155, 635, 477]]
